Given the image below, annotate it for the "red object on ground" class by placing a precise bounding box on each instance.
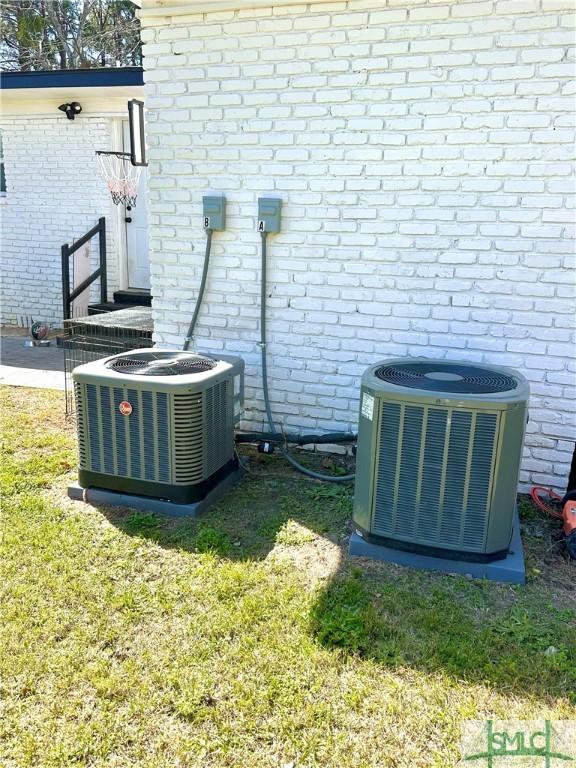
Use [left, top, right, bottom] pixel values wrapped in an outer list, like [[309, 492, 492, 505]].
[[563, 500, 576, 559], [530, 486, 576, 559], [530, 486, 563, 519]]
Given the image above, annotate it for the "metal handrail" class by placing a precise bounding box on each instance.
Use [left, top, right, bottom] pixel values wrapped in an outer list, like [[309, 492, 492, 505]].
[[61, 217, 107, 320]]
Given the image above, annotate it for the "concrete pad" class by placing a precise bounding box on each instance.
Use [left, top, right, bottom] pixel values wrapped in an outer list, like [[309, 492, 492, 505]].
[[67, 469, 244, 517], [349, 508, 526, 585], [0, 364, 66, 390], [0, 335, 65, 390]]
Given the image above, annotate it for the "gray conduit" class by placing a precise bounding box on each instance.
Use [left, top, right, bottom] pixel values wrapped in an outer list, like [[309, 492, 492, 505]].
[[183, 228, 213, 351], [259, 231, 355, 483]]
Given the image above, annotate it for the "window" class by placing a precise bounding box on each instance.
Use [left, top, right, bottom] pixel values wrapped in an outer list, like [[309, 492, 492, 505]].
[[0, 131, 5, 195]]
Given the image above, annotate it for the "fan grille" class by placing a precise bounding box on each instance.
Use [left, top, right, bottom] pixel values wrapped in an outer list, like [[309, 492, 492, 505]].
[[374, 361, 518, 394], [106, 351, 217, 377]]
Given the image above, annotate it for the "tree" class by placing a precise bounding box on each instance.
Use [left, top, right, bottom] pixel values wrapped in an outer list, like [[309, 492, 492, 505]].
[[0, 0, 141, 71]]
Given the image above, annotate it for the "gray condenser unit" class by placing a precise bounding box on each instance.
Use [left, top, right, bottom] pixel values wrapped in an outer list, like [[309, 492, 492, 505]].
[[73, 350, 244, 503], [353, 358, 529, 562]]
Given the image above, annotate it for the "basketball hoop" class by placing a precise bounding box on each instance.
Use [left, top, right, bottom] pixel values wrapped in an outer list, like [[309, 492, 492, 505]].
[[96, 150, 142, 207]]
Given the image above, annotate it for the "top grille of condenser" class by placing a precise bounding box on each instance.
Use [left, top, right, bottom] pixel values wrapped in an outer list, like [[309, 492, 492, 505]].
[[106, 351, 217, 377], [374, 361, 518, 395]]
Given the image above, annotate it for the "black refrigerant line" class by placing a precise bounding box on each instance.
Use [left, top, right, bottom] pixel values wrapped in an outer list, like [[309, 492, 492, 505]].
[[235, 431, 356, 446]]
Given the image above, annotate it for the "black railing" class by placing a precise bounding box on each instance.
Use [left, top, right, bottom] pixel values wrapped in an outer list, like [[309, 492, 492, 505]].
[[61, 217, 107, 321]]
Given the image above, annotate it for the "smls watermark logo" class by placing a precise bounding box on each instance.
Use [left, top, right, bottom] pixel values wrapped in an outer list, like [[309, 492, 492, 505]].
[[460, 720, 576, 768]]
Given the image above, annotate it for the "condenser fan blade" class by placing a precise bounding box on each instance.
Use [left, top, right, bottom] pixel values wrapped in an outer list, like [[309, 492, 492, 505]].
[[106, 351, 218, 376], [375, 361, 518, 395]]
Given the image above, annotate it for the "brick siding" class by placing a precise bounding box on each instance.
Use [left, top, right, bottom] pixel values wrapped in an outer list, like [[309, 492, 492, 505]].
[[141, 0, 576, 490], [0, 116, 119, 326]]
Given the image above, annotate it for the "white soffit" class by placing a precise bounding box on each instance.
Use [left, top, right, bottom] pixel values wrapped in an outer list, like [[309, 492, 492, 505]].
[[0, 86, 144, 117]]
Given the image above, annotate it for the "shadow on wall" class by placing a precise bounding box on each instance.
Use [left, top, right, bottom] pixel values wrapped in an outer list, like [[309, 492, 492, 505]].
[[94, 452, 576, 705]]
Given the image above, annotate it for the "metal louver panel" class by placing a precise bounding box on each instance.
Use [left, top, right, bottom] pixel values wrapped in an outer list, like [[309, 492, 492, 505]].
[[74, 382, 87, 468], [373, 402, 499, 552], [155, 393, 171, 482], [171, 381, 232, 483], [82, 383, 171, 483], [173, 392, 204, 483], [111, 388, 127, 476], [204, 380, 231, 476], [141, 391, 155, 481], [127, 388, 141, 479], [85, 383, 102, 472]]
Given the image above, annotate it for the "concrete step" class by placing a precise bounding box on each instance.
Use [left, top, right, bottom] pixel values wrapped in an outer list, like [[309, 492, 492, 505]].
[[113, 289, 152, 307], [87, 302, 141, 315]]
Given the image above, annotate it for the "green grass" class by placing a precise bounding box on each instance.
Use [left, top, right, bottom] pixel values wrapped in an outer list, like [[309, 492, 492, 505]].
[[1, 386, 574, 768]]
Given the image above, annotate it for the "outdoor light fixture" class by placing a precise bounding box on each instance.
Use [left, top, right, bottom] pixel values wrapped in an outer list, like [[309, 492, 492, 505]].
[[58, 102, 82, 120]]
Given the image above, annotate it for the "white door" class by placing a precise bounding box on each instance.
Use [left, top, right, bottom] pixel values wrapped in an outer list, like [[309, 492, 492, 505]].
[[123, 121, 150, 289]]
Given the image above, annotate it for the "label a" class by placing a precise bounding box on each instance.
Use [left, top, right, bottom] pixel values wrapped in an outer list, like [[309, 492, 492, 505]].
[[119, 401, 132, 416], [361, 392, 374, 421]]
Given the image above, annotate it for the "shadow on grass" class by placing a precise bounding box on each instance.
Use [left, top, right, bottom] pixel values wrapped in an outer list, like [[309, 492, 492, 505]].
[[310, 565, 576, 703], [101, 453, 352, 561], [95, 453, 576, 705]]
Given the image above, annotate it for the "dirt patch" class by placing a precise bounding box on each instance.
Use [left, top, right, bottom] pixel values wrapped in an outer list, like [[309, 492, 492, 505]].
[[267, 535, 344, 587]]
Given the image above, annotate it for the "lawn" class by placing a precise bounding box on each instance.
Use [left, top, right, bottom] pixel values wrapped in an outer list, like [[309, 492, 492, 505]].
[[1, 386, 574, 768]]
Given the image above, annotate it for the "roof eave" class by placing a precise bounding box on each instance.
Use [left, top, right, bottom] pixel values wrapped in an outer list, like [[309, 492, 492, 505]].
[[0, 68, 144, 91], [137, 0, 333, 17]]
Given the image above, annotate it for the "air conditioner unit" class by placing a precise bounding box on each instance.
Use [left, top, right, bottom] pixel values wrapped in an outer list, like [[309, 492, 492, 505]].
[[73, 349, 244, 504], [353, 358, 529, 562]]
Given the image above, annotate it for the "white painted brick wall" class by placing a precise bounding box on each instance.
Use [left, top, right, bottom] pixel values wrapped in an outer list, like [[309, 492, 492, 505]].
[[141, 0, 576, 491], [0, 116, 119, 326]]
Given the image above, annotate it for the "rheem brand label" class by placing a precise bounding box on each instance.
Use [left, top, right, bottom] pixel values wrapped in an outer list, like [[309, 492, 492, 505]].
[[119, 401, 132, 416]]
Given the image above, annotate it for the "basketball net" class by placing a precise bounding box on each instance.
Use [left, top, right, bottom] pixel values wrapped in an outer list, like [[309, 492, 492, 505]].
[[96, 151, 142, 207]]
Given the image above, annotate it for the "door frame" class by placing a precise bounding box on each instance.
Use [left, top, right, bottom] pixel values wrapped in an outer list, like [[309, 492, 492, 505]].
[[111, 118, 129, 290]]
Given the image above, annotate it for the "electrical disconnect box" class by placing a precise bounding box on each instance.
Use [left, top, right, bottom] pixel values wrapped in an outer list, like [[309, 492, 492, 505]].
[[203, 195, 226, 230], [258, 198, 282, 233]]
